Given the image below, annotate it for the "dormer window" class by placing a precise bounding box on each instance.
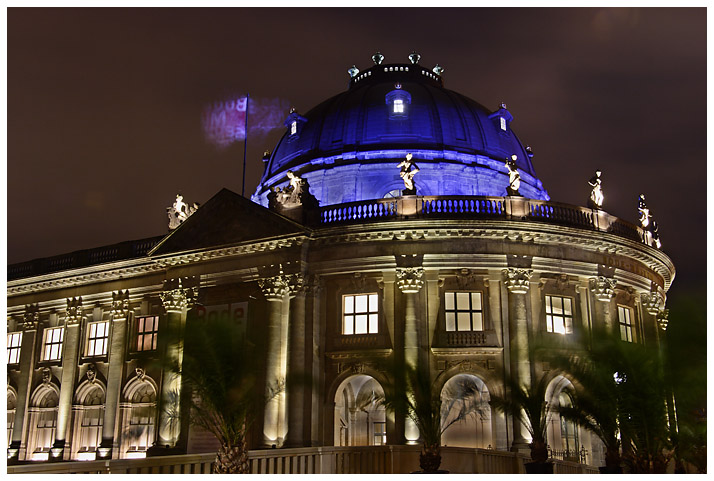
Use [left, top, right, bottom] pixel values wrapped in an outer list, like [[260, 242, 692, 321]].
[[386, 86, 411, 120], [290, 120, 297, 135], [488, 104, 514, 134], [284, 110, 307, 142]]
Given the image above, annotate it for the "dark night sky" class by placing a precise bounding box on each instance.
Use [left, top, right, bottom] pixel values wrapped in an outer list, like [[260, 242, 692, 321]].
[[7, 7, 706, 300]]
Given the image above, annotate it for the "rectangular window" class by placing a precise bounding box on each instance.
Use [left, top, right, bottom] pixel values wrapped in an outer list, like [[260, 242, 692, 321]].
[[445, 292, 484, 331], [343, 294, 378, 335], [136, 316, 159, 352], [393, 99, 404, 113], [373, 421, 387, 445], [42, 327, 65, 361], [545, 296, 573, 335], [618, 306, 633, 342], [290, 120, 297, 135], [86, 321, 109, 357], [7, 332, 22, 364], [500, 117, 507, 131]]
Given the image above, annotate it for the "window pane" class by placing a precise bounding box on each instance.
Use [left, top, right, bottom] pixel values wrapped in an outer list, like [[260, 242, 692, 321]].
[[355, 315, 368, 334], [445, 293, 454, 310], [355, 295, 367, 313], [344, 296, 354, 314], [138, 318, 145, 332], [456, 292, 470, 309], [446, 312, 455, 331], [369, 294, 378, 312], [553, 317, 565, 335], [88, 339, 96, 356], [563, 298, 572, 316], [552, 297, 563, 315], [369, 314, 378, 333], [343, 316, 352, 334], [471, 293, 482, 310], [142, 335, 153, 351], [457, 312, 471, 331], [472, 312, 484, 331]]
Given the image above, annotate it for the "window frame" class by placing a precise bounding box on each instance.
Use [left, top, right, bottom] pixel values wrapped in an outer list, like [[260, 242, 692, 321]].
[[42, 327, 65, 362], [85, 320, 110, 357], [342, 293, 379, 335], [134, 316, 159, 352], [7, 332, 22, 364], [544, 295, 574, 335], [444, 291, 485, 332], [618, 305, 634, 342], [373, 421, 387, 446]]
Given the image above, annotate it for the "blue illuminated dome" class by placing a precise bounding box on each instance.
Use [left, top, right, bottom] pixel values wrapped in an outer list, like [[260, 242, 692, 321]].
[[252, 58, 549, 206]]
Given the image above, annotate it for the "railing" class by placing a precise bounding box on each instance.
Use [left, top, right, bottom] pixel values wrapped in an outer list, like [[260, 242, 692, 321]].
[[8, 235, 164, 281], [316, 195, 654, 249], [7, 446, 600, 474], [444, 330, 497, 347]]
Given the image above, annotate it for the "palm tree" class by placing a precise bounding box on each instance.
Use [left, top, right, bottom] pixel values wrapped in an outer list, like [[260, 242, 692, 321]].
[[489, 375, 553, 466], [169, 315, 280, 473], [377, 360, 487, 473]]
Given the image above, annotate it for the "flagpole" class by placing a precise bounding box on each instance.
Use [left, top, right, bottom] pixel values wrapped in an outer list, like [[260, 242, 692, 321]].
[[242, 93, 249, 197]]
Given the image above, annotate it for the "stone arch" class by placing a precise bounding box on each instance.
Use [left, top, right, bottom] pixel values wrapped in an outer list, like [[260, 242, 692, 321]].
[[332, 373, 387, 447], [120, 374, 158, 458], [27, 382, 60, 459], [7, 385, 18, 444], [71, 380, 106, 459], [439, 373, 493, 449], [545, 375, 584, 462]]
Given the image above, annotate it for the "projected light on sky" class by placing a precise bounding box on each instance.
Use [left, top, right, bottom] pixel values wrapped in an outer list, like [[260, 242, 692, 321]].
[[202, 95, 291, 149]]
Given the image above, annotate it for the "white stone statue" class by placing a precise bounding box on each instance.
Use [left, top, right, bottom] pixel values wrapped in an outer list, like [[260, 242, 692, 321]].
[[505, 155, 521, 195], [397, 153, 420, 193], [167, 194, 198, 230], [638, 194, 651, 228], [588, 170, 604, 209]]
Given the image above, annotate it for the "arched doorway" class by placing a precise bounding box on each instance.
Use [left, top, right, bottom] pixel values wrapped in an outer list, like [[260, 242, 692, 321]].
[[440, 374, 492, 448], [545, 375, 588, 462], [334, 375, 386, 446]]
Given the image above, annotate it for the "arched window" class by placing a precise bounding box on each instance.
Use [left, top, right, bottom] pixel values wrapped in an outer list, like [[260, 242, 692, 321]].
[[440, 374, 492, 449], [559, 391, 579, 456], [7, 388, 17, 445], [72, 383, 105, 460], [120, 378, 157, 459], [27, 384, 60, 461], [333, 375, 386, 446]]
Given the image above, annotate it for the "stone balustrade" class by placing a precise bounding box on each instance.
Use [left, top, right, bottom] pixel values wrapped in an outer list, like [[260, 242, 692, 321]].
[[7, 446, 601, 474]]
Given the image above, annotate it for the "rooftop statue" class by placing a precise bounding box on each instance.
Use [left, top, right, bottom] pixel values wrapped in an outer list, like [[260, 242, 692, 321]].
[[167, 194, 199, 230], [638, 194, 651, 228], [588, 170, 604, 209], [505, 155, 521, 196], [397, 153, 420, 195]]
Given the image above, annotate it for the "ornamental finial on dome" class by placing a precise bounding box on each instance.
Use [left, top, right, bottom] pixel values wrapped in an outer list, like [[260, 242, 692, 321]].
[[526, 146, 534, 158], [348, 65, 360, 78], [500, 102, 508, 110], [372, 52, 384, 65], [409, 51, 421, 64], [432, 64, 444, 75]]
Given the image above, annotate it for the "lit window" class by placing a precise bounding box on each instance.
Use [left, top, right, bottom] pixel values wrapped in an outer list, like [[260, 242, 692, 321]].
[[500, 117, 507, 131], [136, 316, 159, 352], [343, 294, 378, 334], [445, 292, 483, 331], [373, 421, 387, 445], [7, 332, 22, 364], [86, 321, 109, 357], [393, 99, 404, 113], [545, 296, 573, 334], [618, 306, 633, 342], [76, 387, 104, 458], [290, 121, 297, 135], [127, 383, 156, 455], [42, 327, 65, 361]]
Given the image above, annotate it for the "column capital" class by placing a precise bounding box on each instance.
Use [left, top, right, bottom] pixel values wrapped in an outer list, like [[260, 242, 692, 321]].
[[161, 278, 199, 313], [589, 276, 617, 302], [641, 291, 663, 316], [502, 268, 532, 294], [111, 290, 131, 320], [22, 304, 40, 331], [259, 275, 290, 301], [65, 297, 84, 326], [396, 266, 424, 293]]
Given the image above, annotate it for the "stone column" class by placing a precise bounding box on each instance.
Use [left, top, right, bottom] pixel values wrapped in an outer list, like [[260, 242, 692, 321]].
[[258, 274, 290, 447], [154, 278, 198, 451], [8, 305, 40, 463], [285, 274, 307, 447], [589, 276, 616, 332], [502, 267, 532, 451], [396, 266, 424, 443], [98, 291, 130, 459], [51, 298, 84, 461]]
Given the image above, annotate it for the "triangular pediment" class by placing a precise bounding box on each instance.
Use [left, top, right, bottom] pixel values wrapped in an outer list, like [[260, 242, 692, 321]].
[[149, 188, 308, 256]]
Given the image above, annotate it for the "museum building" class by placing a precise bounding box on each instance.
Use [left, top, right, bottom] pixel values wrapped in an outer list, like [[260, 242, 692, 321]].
[[6, 53, 674, 471]]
